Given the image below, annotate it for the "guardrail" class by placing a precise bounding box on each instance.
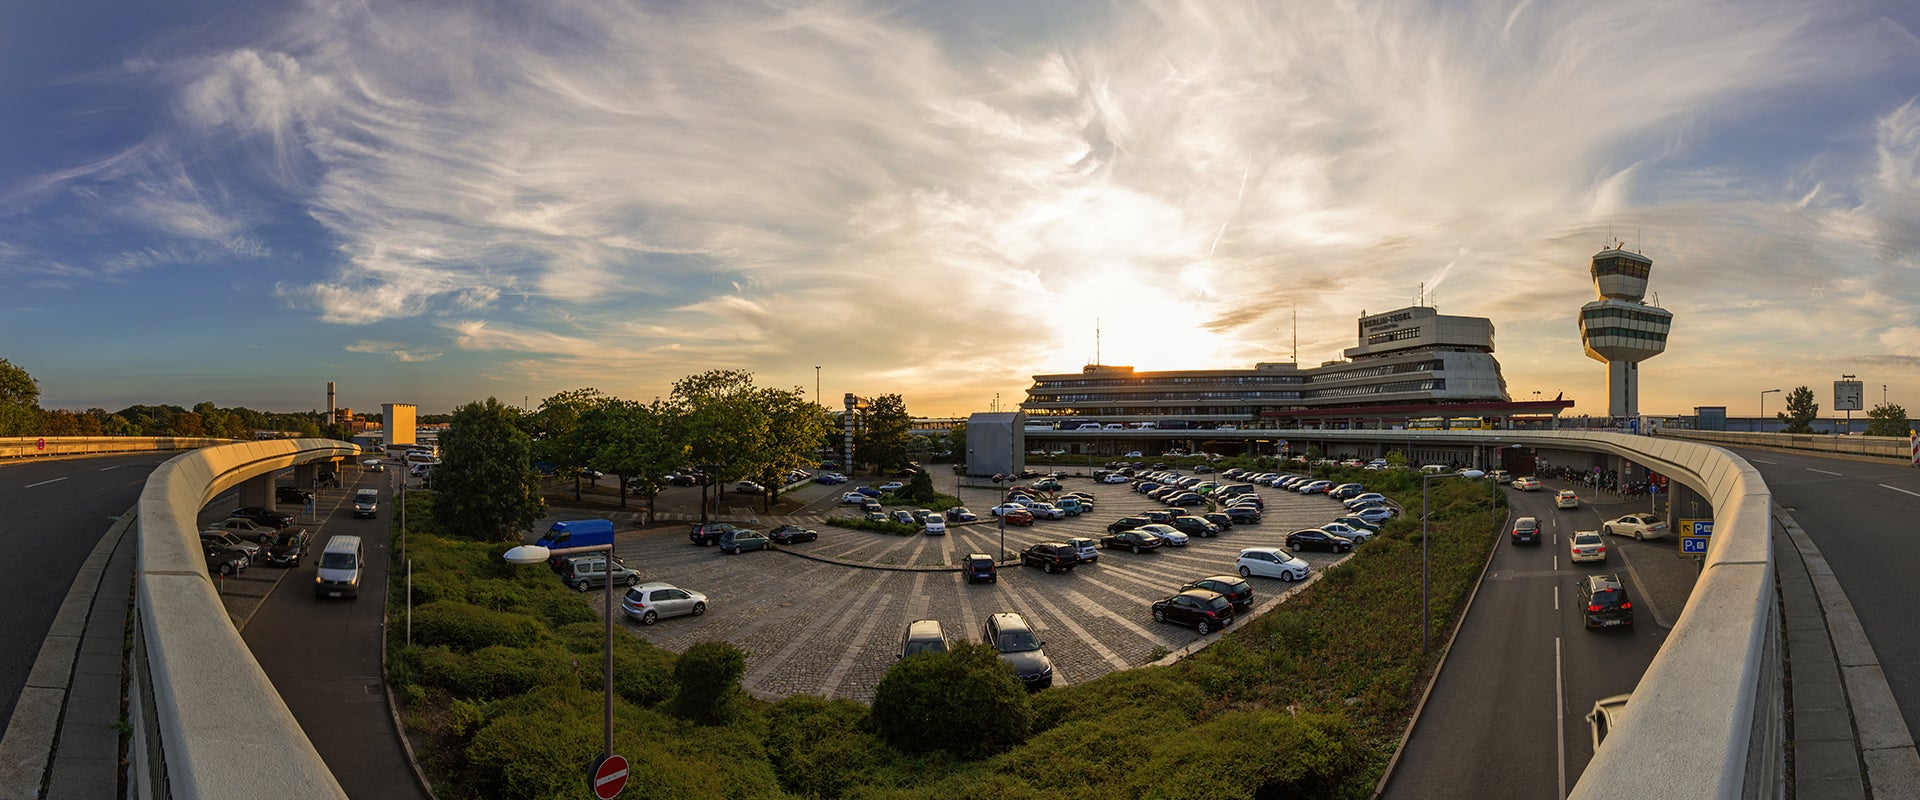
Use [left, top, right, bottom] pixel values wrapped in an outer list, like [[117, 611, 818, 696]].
[[1287, 430, 1778, 798], [1657, 427, 1912, 460], [0, 435, 228, 460], [134, 439, 359, 799]]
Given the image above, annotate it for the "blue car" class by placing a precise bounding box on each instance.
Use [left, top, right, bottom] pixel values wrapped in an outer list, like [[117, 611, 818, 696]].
[[855, 485, 884, 497]]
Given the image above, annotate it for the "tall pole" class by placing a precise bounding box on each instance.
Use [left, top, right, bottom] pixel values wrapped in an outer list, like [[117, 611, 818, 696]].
[[815, 366, 822, 408], [603, 543, 614, 760], [1421, 476, 1430, 655], [1760, 388, 1781, 432]]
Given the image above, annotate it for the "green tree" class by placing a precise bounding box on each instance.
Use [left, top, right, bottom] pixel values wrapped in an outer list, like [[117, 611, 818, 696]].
[[868, 640, 1032, 759], [581, 399, 686, 518], [674, 370, 767, 520], [672, 641, 746, 725], [1864, 402, 1912, 437], [1778, 385, 1819, 434], [854, 394, 912, 472], [528, 388, 609, 501], [0, 357, 41, 436], [434, 398, 546, 542], [746, 385, 832, 512]]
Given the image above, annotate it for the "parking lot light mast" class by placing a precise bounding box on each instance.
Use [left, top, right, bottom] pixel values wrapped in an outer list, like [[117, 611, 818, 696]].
[[503, 542, 618, 768], [1421, 469, 1484, 655]]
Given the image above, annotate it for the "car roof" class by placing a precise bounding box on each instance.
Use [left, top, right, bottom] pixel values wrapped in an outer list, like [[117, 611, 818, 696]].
[[1573, 530, 1602, 540], [1587, 573, 1625, 590], [1176, 588, 1225, 601], [635, 581, 683, 591], [1240, 546, 1284, 556]]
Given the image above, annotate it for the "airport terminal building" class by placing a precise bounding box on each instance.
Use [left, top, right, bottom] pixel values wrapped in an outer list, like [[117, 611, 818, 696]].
[[1020, 305, 1572, 431]]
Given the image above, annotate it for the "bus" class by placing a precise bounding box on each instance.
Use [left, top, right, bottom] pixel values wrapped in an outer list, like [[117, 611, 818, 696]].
[[1407, 417, 1446, 430], [1446, 417, 1493, 430]]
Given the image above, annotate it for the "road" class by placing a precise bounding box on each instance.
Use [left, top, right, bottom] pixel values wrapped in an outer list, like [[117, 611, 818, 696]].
[[1383, 481, 1688, 799], [1726, 446, 1920, 744], [0, 453, 168, 732]]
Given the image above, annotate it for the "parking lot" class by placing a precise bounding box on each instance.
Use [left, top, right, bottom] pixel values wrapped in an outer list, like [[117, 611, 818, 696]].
[[592, 468, 1363, 702]]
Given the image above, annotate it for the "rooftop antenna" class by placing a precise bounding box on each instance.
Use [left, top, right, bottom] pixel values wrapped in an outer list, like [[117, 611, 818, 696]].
[[1418, 282, 1426, 308], [1637, 227, 1642, 254], [1291, 302, 1298, 363]]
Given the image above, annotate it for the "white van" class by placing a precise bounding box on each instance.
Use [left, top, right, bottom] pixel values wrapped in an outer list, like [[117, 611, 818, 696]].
[[314, 535, 364, 599]]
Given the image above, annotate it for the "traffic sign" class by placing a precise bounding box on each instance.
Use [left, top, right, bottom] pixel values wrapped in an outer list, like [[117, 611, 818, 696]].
[[1678, 518, 1713, 537], [590, 753, 628, 799], [35, 437, 45, 451], [1681, 536, 1710, 555]]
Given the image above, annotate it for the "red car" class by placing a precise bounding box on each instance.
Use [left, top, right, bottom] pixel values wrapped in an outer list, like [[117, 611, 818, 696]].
[[1002, 508, 1035, 526]]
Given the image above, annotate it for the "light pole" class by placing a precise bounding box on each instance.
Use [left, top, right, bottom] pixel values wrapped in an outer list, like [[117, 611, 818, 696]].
[[815, 366, 822, 408], [1760, 388, 1781, 432], [1421, 468, 1485, 655], [503, 542, 620, 780]]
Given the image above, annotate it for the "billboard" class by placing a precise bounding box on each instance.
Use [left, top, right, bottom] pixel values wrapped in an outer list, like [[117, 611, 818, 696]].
[[1834, 381, 1864, 412]]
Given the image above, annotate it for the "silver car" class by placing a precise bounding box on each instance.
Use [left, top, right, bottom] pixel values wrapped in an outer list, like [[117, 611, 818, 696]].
[[621, 582, 708, 625]]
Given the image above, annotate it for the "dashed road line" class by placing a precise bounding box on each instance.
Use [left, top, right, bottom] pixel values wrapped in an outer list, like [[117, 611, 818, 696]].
[[1879, 483, 1920, 499], [24, 476, 68, 488], [1014, 582, 1130, 672], [817, 592, 898, 697], [1806, 468, 1842, 476], [1056, 585, 1167, 648], [743, 583, 883, 694]]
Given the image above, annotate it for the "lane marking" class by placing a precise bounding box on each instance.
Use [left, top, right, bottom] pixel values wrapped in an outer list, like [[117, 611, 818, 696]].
[[1807, 468, 1842, 476], [1880, 483, 1920, 499], [1556, 636, 1568, 800], [1751, 458, 1777, 465], [99, 464, 126, 471], [1553, 586, 1559, 611], [24, 476, 68, 488]]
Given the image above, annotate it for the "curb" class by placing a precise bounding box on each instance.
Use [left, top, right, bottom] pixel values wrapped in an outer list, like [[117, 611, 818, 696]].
[[382, 595, 441, 800]]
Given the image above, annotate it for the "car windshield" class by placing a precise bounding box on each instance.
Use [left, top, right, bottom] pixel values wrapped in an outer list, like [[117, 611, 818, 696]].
[[1515, 520, 1538, 531], [1590, 589, 1623, 606], [996, 629, 1041, 653], [272, 533, 299, 547], [319, 552, 356, 570], [1574, 533, 1602, 545], [1206, 596, 1232, 611]]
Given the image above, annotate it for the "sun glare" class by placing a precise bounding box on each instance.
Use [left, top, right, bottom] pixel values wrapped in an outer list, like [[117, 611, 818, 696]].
[[1048, 270, 1257, 372]]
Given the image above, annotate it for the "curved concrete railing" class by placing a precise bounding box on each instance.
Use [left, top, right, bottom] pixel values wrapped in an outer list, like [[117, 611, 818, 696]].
[[134, 439, 359, 799], [1659, 427, 1913, 460], [1293, 429, 1777, 797], [0, 435, 228, 460]]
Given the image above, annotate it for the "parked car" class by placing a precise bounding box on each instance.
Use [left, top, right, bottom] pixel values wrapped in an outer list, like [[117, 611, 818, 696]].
[[1296, 480, 1333, 494], [768, 525, 819, 544], [984, 613, 1054, 691], [1328, 483, 1365, 500], [899, 619, 949, 659], [1166, 492, 1206, 506], [1141, 509, 1177, 524], [989, 503, 1028, 517], [205, 517, 282, 544], [1511, 516, 1542, 545], [1020, 542, 1080, 573], [1152, 589, 1235, 634], [558, 554, 641, 592], [1236, 547, 1309, 581], [841, 491, 868, 504], [862, 499, 884, 514], [1000, 508, 1035, 526], [1512, 476, 1543, 491], [1556, 490, 1581, 509], [1578, 573, 1635, 630], [1331, 515, 1380, 532], [855, 485, 884, 497], [1101, 530, 1164, 553], [1225, 505, 1263, 524], [621, 582, 707, 625], [1182, 575, 1255, 610], [1319, 522, 1373, 544], [1603, 513, 1670, 541], [1065, 537, 1100, 564], [958, 552, 1000, 583], [230, 507, 294, 530], [1106, 516, 1150, 535], [1136, 524, 1190, 546], [1570, 530, 1607, 563], [734, 480, 767, 495], [720, 529, 772, 554], [891, 510, 917, 525], [203, 541, 249, 576], [1026, 502, 1067, 520], [262, 529, 311, 567], [1350, 505, 1396, 525], [864, 510, 889, 523], [1285, 528, 1353, 553], [1201, 512, 1234, 531], [878, 481, 906, 492], [945, 507, 979, 522], [1169, 516, 1222, 538], [689, 522, 748, 547], [1342, 493, 1387, 510], [922, 516, 947, 535], [199, 531, 262, 565], [1102, 473, 1131, 484], [275, 485, 314, 505]]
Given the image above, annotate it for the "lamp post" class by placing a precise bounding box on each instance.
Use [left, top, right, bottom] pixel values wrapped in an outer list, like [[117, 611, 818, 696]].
[[503, 542, 620, 783], [814, 366, 822, 408], [1760, 388, 1781, 432], [1421, 468, 1485, 655]]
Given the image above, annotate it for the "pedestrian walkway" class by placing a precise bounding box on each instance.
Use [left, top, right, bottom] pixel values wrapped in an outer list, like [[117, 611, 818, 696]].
[[1773, 507, 1920, 799]]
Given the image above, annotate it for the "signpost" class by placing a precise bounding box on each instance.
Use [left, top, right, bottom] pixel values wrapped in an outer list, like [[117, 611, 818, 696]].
[[1678, 518, 1713, 557], [590, 753, 629, 799], [1680, 537, 1709, 555]]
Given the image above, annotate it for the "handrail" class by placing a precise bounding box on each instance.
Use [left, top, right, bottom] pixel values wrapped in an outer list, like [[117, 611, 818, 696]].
[[134, 439, 358, 799], [0, 435, 228, 460]]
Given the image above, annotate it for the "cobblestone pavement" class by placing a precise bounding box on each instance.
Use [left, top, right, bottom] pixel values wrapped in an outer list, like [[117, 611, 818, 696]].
[[576, 469, 1364, 703]]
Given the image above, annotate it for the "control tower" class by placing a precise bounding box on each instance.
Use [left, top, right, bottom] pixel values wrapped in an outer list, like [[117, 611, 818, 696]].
[[1578, 244, 1672, 420]]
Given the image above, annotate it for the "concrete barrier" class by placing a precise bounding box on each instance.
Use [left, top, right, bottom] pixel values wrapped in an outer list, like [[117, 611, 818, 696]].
[[133, 439, 359, 799], [1658, 427, 1912, 460], [0, 435, 227, 460]]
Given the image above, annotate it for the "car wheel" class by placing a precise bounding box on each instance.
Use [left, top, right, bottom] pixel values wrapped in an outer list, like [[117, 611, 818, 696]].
[[218, 563, 234, 576], [1634, 531, 1644, 541], [625, 574, 639, 586], [1238, 565, 1252, 578], [1132, 545, 1142, 553], [691, 602, 706, 617], [1286, 569, 1302, 582], [1153, 608, 1166, 623], [1043, 562, 1054, 574], [1196, 620, 1211, 635], [639, 610, 658, 626], [576, 580, 591, 592]]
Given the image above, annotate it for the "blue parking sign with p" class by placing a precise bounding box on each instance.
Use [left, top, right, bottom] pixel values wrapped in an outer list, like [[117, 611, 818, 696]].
[[1681, 537, 1709, 554]]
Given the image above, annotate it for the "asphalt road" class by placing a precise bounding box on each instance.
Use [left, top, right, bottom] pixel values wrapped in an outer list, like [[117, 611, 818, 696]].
[[1725, 446, 1920, 744], [1383, 482, 1678, 800], [0, 453, 168, 732]]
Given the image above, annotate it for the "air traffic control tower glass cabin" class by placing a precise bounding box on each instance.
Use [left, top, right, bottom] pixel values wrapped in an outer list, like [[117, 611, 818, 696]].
[[1578, 245, 1672, 421]]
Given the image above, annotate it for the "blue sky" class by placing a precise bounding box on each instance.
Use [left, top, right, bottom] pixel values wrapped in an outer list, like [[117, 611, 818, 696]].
[[4, 0, 1919, 419]]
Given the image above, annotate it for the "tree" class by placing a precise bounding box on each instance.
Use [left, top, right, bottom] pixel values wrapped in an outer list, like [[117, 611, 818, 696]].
[[433, 397, 546, 542], [868, 641, 1033, 759], [854, 394, 912, 473], [674, 370, 768, 521], [528, 388, 609, 501], [0, 357, 41, 436], [746, 385, 832, 512], [1864, 402, 1912, 438], [1778, 386, 1819, 434], [672, 641, 747, 725], [581, 399, 686, 519]]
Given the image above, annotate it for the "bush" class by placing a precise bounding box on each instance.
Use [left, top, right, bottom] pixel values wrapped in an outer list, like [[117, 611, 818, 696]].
[[765, 695, 885, 798], [410, 601, 544, 652], [672, 640, 747, 724], [870, 641, 1033, 759], [553, 621, 679, 708], [459, 693, 601, 800]]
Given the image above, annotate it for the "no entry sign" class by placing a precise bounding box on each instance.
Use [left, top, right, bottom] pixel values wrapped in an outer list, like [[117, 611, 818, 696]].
[[590, 753, 628, 799]]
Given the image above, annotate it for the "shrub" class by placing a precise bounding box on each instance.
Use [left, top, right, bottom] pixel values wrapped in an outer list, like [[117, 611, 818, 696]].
[[764, 695, 885, 798], [460, 694, 601, 800], [553, 621, 679, 707], [672, 640, 747, 724], [410, 601, 544, 652], [870, 641, 1033, 759]]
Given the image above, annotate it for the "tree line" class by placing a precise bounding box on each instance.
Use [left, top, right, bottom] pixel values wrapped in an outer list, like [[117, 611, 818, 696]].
[[1774, 384, 1912, 436]]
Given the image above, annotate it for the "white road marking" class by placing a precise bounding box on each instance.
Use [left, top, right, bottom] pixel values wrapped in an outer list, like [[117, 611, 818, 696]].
[[1751, 459, 1777, 465], [1880, 484, 1920, 499], [99, 464, 126, 471], [24, 476, 68, 488], [1556, 636, 1568, 800], [1807, 468, 1842, 476], [1553, 586, 1559, 611]]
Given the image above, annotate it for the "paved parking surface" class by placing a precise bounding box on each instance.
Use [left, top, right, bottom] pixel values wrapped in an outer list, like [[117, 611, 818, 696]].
[[588, 470, 1364, 702]]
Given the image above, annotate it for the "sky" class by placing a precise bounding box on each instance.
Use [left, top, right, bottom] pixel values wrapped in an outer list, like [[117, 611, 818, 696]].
[[4, 0, 1920, 420]]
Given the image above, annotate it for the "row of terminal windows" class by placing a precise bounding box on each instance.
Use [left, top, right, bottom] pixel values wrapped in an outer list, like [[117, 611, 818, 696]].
[[1592, 256, 1653, 279], [1035, 374, 1305, 391], [1034, 391, 1302, 404], [1583, 327, 1670, 343], [1581, 307, 1671, 326], [1304, 379, 1445, 399], [1035, 359, 1443, 396], [1312, 359, 1444, 383], [1365, 327, 1423, 346]]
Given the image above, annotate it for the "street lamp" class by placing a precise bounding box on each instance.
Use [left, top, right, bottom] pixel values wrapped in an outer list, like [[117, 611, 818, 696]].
[[1760, 389, 1781, 431], [503, 542, 620, 781], [1421, 468, 1485, 655]]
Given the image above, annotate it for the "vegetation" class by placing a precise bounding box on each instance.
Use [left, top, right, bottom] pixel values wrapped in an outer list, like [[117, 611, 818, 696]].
[[0, 357, 36, 436], [870, 641, 1034, 758], [854, 393, 914, 471], [1864, 402, 1912, 437], [1778, 385, 1819, 433], [433, 398, 547, 542]]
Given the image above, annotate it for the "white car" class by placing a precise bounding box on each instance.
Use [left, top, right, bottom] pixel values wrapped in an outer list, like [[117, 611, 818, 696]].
[[989, 503, 1029, 517], [842, 492, 867, 504], [1102, 473, 1131, 484], [1320, 522, 1374, 543], [1350, 505, 1396, 525], [1603, 513, 1670, 541], [621, 582, 708, 625], [1511, 477, 1542, 491], [1026, 502, 1067, 520], [923, 518, 947, 535], [1297, 480, 1333, 494], [878, 481, 905, 492], [1343, 493, 1387, 509], [1556, 490, 1580, 509], [1236, 547, 1309, 581], [1570, 530, 1607, 563], [1135, 523, 1190, 546]]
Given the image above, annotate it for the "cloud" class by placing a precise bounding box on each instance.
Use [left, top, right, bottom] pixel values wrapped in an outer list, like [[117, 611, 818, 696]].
[[345, 339, 442, 362]]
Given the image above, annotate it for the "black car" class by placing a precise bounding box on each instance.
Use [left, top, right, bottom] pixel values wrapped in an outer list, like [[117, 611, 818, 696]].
[[1579, 574, 1635, 630], [1201, 512, 1234, 531], [1166, 492, 1206, 506], [1106, 516, 1150, 534], [275, 485, 314, 505], [203, 541, 249, 576], [1100, 530, 1164, 553], [1141, 509, 1176, 524], [1151, 589, 1235, 634], [1181, 575, 1255, 610], [1511, 517, 1542, 546], [1285, 528, 1354, 553], [1225, 505, 1262, 524], [1169, 516, 1222, 538], [1020, 543, 1079, 574], [945, 507, 979, 522], [231, 506, 294, 529], [985, 613, 1053, 691], [768, 525, 819, 545], [262, 529, 311, 567], [963, 553, 998, 583], [689, 522, 747, 546]]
